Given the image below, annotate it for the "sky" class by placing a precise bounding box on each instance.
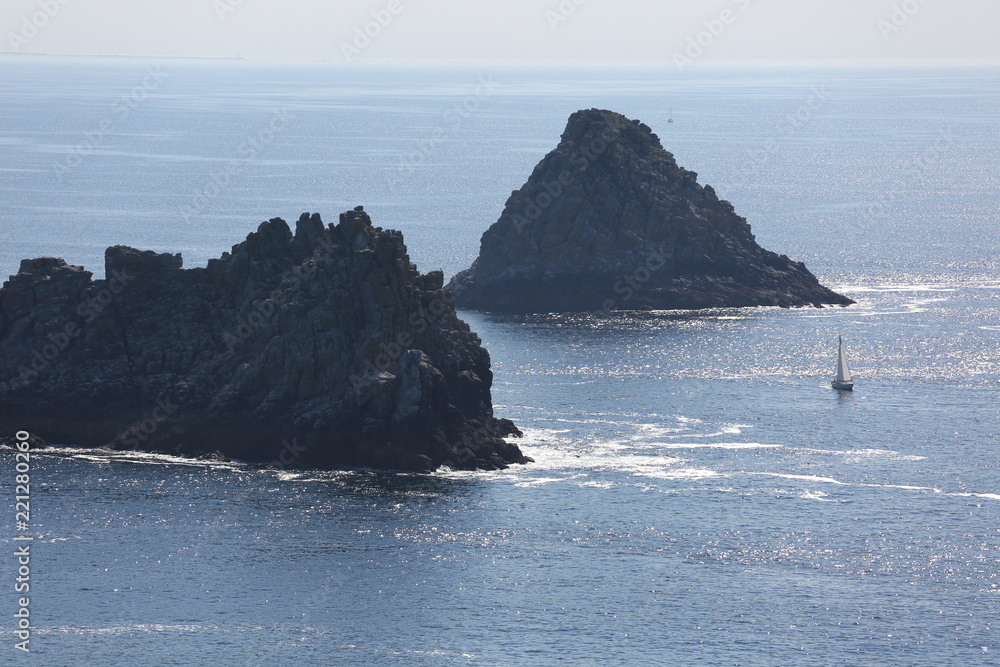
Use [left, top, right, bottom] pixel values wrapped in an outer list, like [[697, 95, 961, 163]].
[[2, 0, 999, 64]]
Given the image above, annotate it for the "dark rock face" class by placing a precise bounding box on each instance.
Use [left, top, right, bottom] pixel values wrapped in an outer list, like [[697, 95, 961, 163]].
[[0, 208, 528, 472], [447, 109, 853, 312]]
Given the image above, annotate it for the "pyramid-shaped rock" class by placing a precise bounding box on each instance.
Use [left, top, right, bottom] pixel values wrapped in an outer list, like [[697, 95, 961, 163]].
[[447, 109, 853, 312]]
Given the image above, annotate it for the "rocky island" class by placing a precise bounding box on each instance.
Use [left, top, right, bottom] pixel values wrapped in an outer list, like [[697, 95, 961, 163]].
[[0, 208, 528, 472], [447, 109, 853, 312]]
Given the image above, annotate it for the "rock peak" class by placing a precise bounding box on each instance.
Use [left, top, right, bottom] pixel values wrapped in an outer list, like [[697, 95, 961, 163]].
[[562, 108, 661, 148], [447, 109, 852, 312]]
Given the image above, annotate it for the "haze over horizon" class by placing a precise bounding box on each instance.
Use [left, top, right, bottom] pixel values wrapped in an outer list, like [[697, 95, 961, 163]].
[[3, 0, 998, 65]]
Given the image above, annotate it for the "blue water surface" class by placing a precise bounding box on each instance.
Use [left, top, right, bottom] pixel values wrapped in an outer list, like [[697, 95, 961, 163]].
[[1, 58, 998, 666]]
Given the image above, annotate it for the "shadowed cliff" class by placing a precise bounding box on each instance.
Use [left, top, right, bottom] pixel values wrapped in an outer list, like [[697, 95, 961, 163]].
[[448, 109, 853, 312], [0, 208, 527, 472]]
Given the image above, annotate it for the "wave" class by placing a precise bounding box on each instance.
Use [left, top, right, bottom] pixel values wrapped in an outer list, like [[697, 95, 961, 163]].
[[759, 472, 846, 485], [664, 425, 753, 439], [838, 284, 958, 293], [795, 447, 926, 461], [11, 430, 964, 503], [26, 445, 251, 471], [506, 429, 985, 503], [749, 471, 999, 502], [651, 442, 782, 450], [951, 492, 1000, 501], [800, 490, 838, 502], [41, 622, 224, 637]]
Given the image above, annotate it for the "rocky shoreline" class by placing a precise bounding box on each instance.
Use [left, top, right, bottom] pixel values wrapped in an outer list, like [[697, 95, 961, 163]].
[[0, 208, 529, 472]]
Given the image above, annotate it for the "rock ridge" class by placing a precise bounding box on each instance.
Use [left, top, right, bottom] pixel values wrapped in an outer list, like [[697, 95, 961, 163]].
[[447, 109, 854, 312], [0, 208, 528, 472]]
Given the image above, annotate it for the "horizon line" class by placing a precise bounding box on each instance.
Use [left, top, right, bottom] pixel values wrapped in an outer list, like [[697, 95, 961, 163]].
[[2, 52, 999, 69]]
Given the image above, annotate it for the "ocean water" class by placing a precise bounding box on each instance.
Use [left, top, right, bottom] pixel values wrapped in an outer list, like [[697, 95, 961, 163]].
[[1, 57, 999, 665]]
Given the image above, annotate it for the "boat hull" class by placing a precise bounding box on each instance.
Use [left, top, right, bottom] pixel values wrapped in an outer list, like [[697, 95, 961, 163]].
[[831, 381, 854, 391]]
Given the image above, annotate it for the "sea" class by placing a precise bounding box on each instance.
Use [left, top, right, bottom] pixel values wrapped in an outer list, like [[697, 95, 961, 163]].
[[1, 57, 998, 666]]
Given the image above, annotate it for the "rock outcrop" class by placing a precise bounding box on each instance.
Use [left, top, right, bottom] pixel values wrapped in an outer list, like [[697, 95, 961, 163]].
[[447, 109, 853, 312], [0, 208, 528, 472]]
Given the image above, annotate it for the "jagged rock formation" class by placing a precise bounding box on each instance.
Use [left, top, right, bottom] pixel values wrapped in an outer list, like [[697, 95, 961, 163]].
[[447, 109, 853, 312], [0, 208, 528, 472]]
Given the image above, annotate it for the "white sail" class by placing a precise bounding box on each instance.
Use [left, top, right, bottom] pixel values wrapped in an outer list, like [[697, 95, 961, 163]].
[[836, 336, 852, 383]]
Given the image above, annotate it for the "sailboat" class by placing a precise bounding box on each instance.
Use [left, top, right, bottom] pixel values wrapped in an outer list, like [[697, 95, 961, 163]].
[[831, 335, 854, 391], [668, 107, 674, 124]]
